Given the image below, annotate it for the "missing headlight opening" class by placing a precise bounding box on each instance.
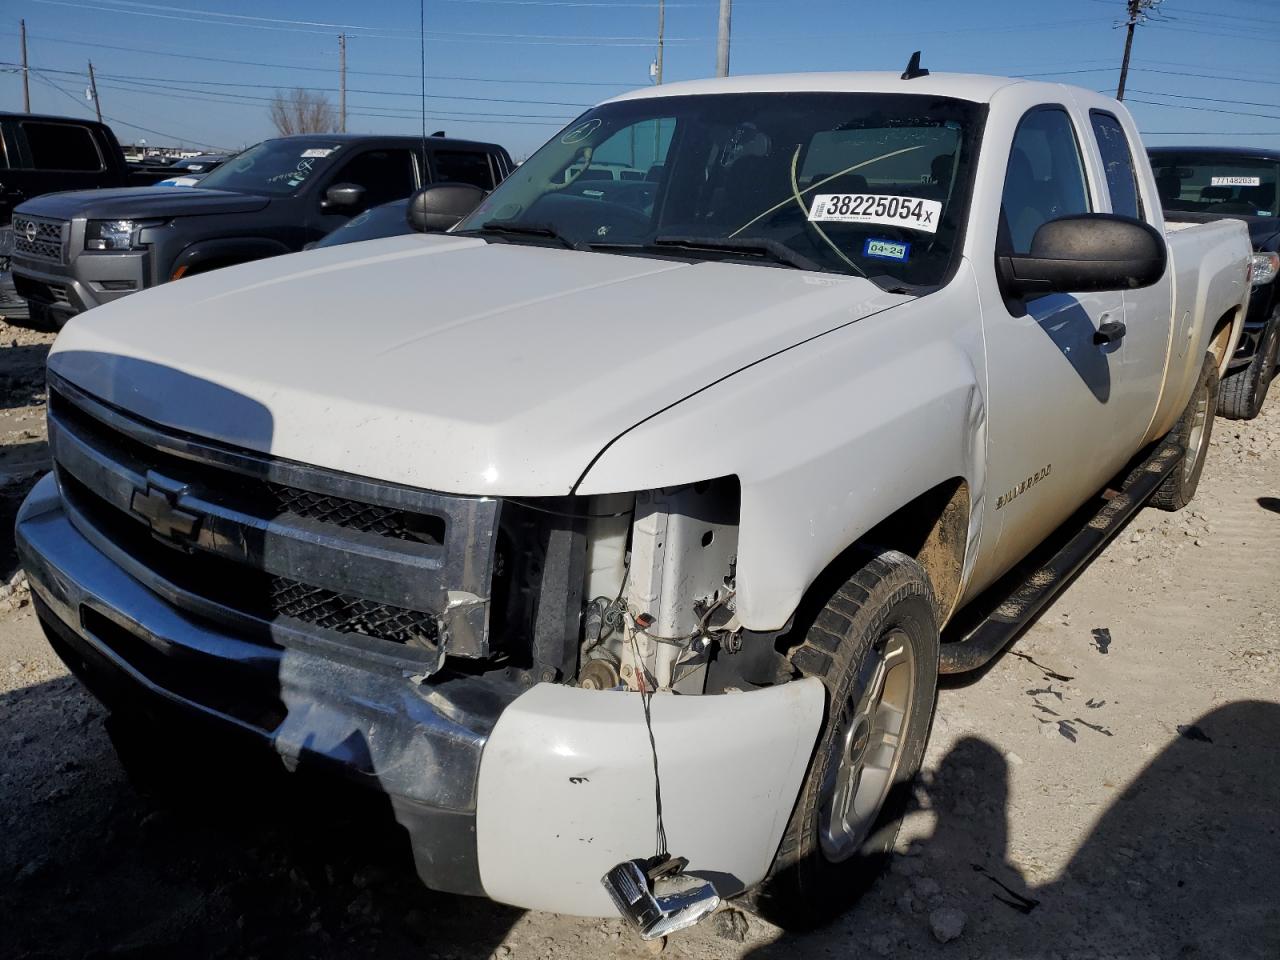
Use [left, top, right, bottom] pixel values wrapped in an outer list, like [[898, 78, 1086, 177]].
[[488, 477, 749, 695], [582, 478, 743, 695]]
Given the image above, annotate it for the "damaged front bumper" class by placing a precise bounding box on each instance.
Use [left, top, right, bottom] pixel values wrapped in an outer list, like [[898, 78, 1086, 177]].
[[16, 472, 510, 895], [16, 472, 824, 916]]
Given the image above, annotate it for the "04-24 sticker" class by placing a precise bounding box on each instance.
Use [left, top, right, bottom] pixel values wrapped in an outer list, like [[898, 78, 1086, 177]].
[[808, 193, 942, 234]]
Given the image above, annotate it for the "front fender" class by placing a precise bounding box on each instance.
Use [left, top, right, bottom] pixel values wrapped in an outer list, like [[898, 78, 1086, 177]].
[[575, 262, 989, 632], [169, 237, 292, 279]]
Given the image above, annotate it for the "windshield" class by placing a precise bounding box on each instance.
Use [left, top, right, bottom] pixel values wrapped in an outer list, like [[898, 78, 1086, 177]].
[[456, 92, 983, 287], [1150, 153, 1279, 218], [197, 139, 343, 196], [315, 199, 414, 248]]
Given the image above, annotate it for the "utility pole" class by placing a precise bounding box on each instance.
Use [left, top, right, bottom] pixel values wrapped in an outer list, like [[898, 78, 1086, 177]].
[[655, 0, 664, 85], [715, 0, 731, 78], [87, 60, 102, 123], [338, 33, 347, 133], [1116, 0, 1160, 101], [20, 18, 30, 112]]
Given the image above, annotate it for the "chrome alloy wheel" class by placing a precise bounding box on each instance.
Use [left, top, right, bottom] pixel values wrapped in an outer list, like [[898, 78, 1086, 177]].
[[817, 628, 918, 862], [1184, 373, 1212, 485]]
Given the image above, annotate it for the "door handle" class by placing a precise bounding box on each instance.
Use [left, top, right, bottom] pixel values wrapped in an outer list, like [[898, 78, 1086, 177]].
[[1094, 320, 1126, 345]]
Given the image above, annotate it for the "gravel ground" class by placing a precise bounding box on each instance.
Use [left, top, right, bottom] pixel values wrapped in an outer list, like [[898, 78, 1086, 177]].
[[1, 320, 1277, 960]]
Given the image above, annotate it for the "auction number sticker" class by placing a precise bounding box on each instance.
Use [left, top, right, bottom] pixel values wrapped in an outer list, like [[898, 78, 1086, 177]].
[[809, 194, 942, 234], [1210, 175, 1260, 187], [301, 148, 337, 159]]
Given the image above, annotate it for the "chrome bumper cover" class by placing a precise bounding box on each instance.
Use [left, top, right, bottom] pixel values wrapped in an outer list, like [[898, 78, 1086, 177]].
[[15, 472, 519, 895]]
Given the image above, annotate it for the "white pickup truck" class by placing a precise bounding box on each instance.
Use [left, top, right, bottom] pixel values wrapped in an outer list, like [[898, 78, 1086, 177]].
[[15, 69, 1251, 935]]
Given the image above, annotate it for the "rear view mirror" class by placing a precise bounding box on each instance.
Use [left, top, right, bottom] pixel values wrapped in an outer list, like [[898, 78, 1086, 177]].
[[997, 214, 1167, 299], [324, 183, 366, 209], [407, 183, 486, 233]]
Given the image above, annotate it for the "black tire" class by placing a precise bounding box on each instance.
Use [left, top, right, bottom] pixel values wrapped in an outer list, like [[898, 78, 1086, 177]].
[[1217, 313, 1278, 420], [756, 550, 940, 929], [1151, 351, 1219, 512], [14, 300, 61, 332]]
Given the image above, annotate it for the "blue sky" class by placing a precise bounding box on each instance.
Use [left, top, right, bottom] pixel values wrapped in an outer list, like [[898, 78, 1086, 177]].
[[2, 0, 1278, 158]]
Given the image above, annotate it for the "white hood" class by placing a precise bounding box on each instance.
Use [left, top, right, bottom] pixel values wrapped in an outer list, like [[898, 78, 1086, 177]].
[[49, 234, 909, 495]]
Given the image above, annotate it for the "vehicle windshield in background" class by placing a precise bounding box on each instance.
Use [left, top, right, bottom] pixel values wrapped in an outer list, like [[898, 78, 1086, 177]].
[[455, 92, 984, 288], [315, 199, 414, 248], [197, 140, 343, 196], [1151, 154, 1279, 217]]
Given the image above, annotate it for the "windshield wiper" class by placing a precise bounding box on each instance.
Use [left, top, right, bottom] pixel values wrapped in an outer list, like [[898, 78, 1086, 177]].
[[593, 235, 827, 273], [460, 221, 589, 251]]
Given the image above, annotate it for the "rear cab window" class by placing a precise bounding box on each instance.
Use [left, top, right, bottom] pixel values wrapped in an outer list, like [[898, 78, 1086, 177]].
[[18, 121, 104, 172], [1149, 153, 1279, 218], [1089, 111, 1143, 220]]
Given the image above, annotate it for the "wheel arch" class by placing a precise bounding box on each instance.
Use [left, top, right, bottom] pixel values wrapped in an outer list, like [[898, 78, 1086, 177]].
[[168, 237, 291, 281]]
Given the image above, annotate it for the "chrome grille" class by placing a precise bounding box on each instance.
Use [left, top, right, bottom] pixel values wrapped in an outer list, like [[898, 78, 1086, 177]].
[[46, 374, 500, 668], [12, 216, 66, 263]]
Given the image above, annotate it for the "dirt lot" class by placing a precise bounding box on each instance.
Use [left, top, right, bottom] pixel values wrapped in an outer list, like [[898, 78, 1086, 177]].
[[2, 320, 1277, 960]]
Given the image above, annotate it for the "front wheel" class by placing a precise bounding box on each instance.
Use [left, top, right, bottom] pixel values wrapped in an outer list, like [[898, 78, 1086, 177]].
[[756, 550, 939, 929]]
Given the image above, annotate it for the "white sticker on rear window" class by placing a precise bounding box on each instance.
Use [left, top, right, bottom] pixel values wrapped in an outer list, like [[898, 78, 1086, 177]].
[[808, 194, 942, 234], [301, 148, 336, 158], [1211, 175, 1260, 187]]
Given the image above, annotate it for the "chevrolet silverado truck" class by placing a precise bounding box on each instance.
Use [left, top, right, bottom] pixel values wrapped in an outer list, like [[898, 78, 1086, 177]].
[[1149, 146, 1280, 419], [9, 133, 512, 330], [15, 70, 1250, 935]]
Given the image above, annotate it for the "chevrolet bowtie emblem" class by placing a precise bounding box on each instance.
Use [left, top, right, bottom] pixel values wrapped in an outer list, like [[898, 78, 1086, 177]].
[[130, 474, 202, 542]]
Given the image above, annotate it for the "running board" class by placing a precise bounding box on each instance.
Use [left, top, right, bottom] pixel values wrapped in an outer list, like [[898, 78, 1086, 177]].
[[939, 437, 1183, 674]]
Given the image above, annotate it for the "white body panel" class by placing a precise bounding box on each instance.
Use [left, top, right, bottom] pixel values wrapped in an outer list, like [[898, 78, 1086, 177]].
[[476, 679, 824, 916], [48, 235, 906, 498]]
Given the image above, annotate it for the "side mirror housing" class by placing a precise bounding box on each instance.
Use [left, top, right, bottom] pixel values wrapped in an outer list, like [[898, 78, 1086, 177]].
[[997, 214, 1167, 299], [407, 183, 486, 233], [324, 183, 366, 209]]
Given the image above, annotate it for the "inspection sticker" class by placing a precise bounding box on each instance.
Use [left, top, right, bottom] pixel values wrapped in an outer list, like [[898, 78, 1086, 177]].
[[1211, 175, 1260, 187], [808, 194, 942, 234], [863, 238, 911, 262]]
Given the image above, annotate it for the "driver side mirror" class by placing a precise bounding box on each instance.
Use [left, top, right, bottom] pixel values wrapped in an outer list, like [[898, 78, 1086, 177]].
[[997, 214, 1166, 299], [407, 183, 486, 233], [323, 182, 366, 210]]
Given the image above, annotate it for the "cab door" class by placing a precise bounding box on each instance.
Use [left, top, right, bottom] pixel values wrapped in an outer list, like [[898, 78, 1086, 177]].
[[1088, 108, 1172, 444], [979, 105, 1135, 578]]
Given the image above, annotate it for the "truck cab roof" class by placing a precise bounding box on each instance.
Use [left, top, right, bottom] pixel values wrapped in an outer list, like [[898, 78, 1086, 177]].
[[607, 71, 1067, 106]]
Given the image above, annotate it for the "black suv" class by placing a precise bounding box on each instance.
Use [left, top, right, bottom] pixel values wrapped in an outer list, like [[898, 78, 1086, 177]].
[[1149, 146, 1280, 419], [10, 133, 512, 328]]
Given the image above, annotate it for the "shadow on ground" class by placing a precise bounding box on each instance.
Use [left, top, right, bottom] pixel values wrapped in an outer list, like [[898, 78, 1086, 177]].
[[0, 674, 526, 960], [743, 699, 1280, 960]]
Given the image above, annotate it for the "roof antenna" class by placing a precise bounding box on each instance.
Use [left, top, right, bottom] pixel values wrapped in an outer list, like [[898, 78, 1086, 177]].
[[901, 50, 929, 81]]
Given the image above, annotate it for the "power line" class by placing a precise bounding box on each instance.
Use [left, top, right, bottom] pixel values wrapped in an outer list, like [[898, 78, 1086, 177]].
[[28, 69, 229, 148], [34, 71, 570, 129], [1126, 89, 1280, 110], [0, 30, 637, 86], [71, 75, 575, 121], [1124, 97, 1280, 121], [7, 62, 595, 107], [1147, 21, 1280, 45], [29, 0, 706, 44]]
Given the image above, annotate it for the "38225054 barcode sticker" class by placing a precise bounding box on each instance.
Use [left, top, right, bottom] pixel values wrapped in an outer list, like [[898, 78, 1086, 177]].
[[808, 194, 943, 234]]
